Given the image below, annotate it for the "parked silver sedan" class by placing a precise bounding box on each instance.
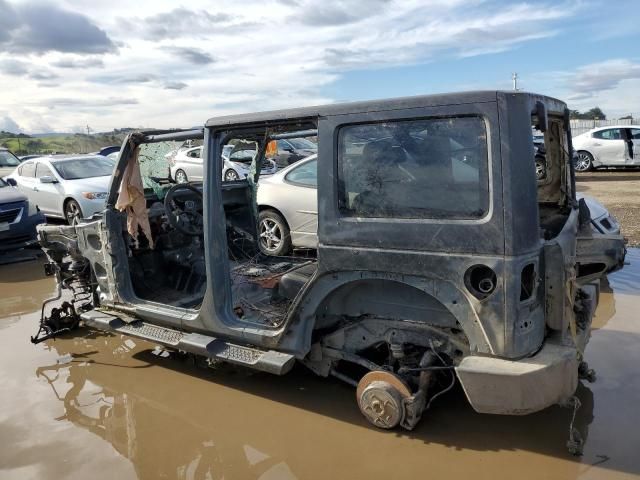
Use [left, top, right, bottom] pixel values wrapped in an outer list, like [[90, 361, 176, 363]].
[[5, 155, 114, 224], [257, 154, 317, 255], [572, 125, 640, 171]]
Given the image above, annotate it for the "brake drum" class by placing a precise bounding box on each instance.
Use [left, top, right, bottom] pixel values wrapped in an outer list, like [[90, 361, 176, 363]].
[[356, 371, 412, 429]]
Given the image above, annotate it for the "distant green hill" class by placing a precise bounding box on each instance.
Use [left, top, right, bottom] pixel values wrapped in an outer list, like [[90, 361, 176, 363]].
[[0, 131, 128, 155]]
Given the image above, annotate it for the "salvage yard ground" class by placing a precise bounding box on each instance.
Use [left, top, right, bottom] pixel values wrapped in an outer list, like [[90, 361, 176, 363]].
[[577, 171, 640, 246]]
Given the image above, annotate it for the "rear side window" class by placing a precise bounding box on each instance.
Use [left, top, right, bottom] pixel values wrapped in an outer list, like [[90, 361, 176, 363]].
[[187, 148, 201, 158], [285, 159, 317, 187], [20, 162, 36, 177], [338, 116, 489, 219], [593, 129, 621, 140]]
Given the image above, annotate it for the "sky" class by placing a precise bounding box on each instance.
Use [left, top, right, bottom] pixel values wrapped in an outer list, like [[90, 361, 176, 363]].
[[0, 0, 639, 134]]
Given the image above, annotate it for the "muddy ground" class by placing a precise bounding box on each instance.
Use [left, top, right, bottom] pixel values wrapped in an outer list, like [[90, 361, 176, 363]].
[[577, 170, 640, 246], [1, 250, 640, 480]]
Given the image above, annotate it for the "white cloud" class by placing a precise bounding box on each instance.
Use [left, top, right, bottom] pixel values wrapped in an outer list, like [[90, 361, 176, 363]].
[[571, 59, 640, 96], [559, 59, 640, 118], [0, 0, 577, 132]]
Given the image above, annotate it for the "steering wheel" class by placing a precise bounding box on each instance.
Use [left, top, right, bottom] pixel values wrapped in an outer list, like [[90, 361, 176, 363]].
[[164, 184, 204, 236]]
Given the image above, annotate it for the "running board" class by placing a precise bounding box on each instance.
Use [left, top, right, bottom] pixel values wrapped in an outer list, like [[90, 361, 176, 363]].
[[80, 310, 295, 375]]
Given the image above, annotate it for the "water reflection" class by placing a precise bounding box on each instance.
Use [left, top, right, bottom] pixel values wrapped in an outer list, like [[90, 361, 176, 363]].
[[35, 334, 301, 480], [32, 328, 610, 480]]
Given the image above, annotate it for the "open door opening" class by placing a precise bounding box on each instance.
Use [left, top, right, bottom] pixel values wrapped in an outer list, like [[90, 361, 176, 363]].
[[116, 132, 207, 310], [215, 125, 319, 328]]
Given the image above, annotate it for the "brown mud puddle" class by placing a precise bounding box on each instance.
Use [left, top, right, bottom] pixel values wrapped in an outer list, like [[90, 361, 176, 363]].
[[1, 252, 640, 479]]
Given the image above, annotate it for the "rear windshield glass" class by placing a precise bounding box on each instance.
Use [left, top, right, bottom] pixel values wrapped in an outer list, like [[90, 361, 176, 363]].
[[53, 157, 115, 180], [338, 116, 489, 219]]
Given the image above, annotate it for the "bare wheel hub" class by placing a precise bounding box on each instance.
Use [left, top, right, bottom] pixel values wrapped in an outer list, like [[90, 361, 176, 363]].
[[356, 371, 412, 429]]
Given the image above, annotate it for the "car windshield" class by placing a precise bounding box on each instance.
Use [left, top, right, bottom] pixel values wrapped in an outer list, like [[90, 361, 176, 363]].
[[52, 157, 115, 180], [287, 138, 317, 150], [0, 150, 21, 168]]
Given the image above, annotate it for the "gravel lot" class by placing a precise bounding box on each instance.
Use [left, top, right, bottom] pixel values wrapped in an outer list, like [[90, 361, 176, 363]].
[[576, 170, 640, 246]]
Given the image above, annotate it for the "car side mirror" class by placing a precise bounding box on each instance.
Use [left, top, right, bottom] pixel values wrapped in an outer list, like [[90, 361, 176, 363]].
[[5, 178, 17, 186], [39, 175, 57, 184]]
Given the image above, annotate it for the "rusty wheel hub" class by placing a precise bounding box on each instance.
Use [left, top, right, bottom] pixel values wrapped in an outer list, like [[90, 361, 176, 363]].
[[356, 371, 412, 429]]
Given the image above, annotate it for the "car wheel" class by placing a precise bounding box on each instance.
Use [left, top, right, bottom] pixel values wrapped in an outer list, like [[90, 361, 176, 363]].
[[224, 169, 240, 181], [258, 210, 292, 256], [575, 151, 594, 172], [175, 169, 188, 183], [64, 199, 83, 225]]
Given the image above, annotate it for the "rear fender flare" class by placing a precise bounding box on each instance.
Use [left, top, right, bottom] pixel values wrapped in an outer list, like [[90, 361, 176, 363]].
[[287, 270, 494, 357]]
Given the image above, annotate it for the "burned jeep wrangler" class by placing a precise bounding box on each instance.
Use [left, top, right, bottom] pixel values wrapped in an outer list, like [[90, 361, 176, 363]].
[[34, 91, 625, 431]]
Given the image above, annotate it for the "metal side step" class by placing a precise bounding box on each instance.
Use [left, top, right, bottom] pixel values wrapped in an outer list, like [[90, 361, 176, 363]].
[[81, 310, 295, 375]]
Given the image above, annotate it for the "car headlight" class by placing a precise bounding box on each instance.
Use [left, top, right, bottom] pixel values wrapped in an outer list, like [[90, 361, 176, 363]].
[[27, 201, 40, 216], [82, 192, 108, 200]]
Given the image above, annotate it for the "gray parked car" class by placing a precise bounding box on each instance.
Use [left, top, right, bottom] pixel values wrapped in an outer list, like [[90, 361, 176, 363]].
[[0, 177, 45, 250], [271, 137, 317, 168], [6, 155, 115, 224], [35, 91, 625, 436]]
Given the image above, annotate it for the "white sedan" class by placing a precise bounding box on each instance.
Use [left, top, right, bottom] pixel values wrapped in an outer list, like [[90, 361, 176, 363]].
[[169, 145, 276, 183], [5, 155, 114, 224], [572, 125, 640, 171]]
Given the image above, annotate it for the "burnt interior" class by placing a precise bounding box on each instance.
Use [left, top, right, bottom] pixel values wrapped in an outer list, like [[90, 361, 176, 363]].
[[535, 116, 574, 239], [123, 131, 317, 323]]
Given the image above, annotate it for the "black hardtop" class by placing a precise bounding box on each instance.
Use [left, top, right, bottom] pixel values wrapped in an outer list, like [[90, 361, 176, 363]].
[[205, 90, 566, 128]]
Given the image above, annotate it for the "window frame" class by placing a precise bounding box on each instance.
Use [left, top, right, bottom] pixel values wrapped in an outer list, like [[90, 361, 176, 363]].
[[19, 161, 36, 178], [35, 162, 55, 179], [335, 114, 492, 223]]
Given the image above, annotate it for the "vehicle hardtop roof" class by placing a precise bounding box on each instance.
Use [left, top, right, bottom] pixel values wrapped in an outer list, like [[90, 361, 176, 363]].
[[205, 90, 566, 128]]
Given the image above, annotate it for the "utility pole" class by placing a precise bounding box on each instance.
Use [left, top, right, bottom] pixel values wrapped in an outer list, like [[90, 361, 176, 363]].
[[85, 125, 92, 154], [512, 72, 519, 91]]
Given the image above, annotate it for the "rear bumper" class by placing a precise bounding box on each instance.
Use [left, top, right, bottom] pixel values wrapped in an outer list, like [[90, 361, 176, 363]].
[[456, 338, 578, 414]]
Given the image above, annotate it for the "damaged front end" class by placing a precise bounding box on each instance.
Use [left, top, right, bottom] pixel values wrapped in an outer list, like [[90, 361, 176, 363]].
[[31, 224, 96, 344]]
